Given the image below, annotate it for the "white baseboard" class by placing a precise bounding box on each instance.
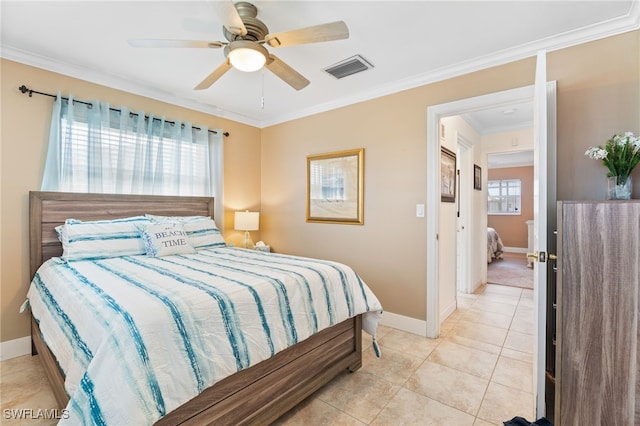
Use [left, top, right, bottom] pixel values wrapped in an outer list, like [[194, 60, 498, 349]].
[[503, 246, 528, 254], [379, 311, 427, 337], [0, 336, 31, 361], [440, 300, 457, 322]]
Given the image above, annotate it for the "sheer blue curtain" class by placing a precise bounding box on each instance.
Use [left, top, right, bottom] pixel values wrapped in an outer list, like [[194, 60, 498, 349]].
[[41, 93, 224, 223]]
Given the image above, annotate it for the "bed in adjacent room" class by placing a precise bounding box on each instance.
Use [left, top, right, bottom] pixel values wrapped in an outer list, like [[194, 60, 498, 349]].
[[25, 191, 383, 425], [487, 227, 505, 263]]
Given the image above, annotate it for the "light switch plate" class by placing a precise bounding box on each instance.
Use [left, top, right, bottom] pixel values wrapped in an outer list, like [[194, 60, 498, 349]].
[[416, 204, 425, 218]]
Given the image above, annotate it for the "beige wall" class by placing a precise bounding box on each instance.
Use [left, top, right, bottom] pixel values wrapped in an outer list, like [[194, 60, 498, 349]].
[[260, 30, 639, 322], [487, 166, 534, 248], [552, 32, 640, 200], [0, 59, 262, 343], [1, 30, 638, 344]]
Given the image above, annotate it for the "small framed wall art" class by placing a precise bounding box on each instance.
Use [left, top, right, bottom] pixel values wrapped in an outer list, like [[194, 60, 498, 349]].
[[474, 164, 482, 190], [440, 147, 456, 203]]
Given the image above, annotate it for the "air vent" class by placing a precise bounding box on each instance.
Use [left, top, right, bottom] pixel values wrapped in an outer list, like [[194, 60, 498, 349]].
[[324, 55, 374, 79]]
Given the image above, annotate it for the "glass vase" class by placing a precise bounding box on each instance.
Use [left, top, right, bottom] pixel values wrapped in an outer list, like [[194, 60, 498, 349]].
[[607, 176, 632, 200]]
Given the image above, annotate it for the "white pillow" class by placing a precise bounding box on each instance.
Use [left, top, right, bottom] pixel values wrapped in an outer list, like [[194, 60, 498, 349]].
[[182, 218, 227, 250], [138, 222, 196, 257], [60, 216, 150, 261]]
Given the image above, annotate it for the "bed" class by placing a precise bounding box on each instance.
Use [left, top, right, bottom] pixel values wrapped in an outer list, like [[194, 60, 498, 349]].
[[26, 191, 383, 425], [487, 227, 504, 263]]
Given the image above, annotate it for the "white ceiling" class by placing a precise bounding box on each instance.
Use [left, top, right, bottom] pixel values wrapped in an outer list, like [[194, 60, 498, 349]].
[[462, 101, 534, 135], [487, 150, 534, 169], [2, 1, 638, 129]]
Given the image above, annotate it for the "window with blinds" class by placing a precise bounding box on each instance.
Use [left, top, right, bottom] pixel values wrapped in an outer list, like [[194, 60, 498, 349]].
[[487, 179, 521, 215], [59, 116, 209, 195]]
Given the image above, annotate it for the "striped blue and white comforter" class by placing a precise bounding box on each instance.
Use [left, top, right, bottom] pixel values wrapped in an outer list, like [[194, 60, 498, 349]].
[[26, 247, 383, 425]]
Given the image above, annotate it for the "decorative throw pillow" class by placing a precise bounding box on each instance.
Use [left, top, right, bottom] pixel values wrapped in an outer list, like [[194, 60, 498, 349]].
[[60, 216, 150, 261], [182, 218, 227, 250], [138, 222, 196, 257]]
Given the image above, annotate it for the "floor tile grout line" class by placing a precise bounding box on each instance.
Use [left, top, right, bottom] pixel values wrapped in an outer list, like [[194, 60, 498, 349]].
[[406, 355, 488, 422], [462, 284, 534, 424]]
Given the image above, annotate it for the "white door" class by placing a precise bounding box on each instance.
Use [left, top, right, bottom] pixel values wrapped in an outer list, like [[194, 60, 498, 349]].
[[531, 50, 554, 418], [456, 136, 473, 294]]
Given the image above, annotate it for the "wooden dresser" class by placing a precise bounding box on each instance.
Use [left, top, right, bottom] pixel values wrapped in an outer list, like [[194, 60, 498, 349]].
[[555, 200, 640, 425]]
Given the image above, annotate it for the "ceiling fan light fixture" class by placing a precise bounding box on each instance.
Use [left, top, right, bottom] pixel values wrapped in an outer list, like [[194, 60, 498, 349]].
[[226, 41, 268, 72]]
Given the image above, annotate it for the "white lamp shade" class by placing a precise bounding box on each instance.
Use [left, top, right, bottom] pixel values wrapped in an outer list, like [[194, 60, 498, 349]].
[[234, 211, 259, 231]]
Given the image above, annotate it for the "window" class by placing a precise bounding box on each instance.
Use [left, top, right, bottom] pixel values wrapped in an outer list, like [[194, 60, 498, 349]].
[[487, 179, 521, 214], [59, 116, 210, 195], [43, 97, 222, 198]]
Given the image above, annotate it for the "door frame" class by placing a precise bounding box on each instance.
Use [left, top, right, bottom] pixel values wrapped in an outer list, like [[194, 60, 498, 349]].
[[426, 82, 557, 417], [426, 84, 538, 338]]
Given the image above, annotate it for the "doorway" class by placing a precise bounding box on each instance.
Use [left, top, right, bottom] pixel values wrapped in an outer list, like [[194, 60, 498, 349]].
[[426, 80, 557, 419], [426, 84, 538, 339], [486, 150, 535, 290]]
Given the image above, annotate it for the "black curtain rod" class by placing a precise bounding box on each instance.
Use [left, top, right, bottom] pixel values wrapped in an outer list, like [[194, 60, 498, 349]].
[[18, 85, 229, 137]]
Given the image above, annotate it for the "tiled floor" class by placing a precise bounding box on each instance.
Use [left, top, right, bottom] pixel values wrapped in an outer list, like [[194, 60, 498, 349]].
[[276, 283, 536, 425], [0, 284, 535, 425]]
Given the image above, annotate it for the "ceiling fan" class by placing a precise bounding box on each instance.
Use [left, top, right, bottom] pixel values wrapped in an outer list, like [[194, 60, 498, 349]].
[[128, 0, 349, 91]]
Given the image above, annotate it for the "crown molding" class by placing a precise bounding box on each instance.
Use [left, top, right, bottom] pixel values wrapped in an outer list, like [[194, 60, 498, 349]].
[[3, 2, 638, 129], [260, 3, 639, 127], [1, 45, 263, 128]]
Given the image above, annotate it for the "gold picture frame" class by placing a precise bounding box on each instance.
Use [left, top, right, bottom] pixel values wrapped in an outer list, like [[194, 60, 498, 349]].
[[306, 148, 364, 224]]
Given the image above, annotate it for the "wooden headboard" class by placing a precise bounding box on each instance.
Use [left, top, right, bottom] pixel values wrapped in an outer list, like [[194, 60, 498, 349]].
[[29, 191, 214, 278]]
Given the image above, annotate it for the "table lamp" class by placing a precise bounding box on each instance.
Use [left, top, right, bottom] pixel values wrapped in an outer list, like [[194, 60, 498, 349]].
[[234, 210, 259, 249]]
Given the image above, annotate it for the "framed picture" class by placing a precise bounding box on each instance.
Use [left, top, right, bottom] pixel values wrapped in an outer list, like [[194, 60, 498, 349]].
[[306, 148, 364, 224], [440, 147, 456, 203], [474, 164, 482, 190]]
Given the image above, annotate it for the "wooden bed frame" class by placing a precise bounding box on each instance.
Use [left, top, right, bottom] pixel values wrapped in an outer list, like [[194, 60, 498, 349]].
[[29, 191, 363, 425]]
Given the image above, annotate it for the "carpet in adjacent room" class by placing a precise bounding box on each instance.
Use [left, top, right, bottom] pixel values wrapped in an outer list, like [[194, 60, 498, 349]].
[[487, 252, 533, 290]]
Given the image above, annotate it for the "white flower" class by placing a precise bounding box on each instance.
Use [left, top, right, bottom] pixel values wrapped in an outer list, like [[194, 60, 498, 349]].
[[613, 134, 626, 147], [585, 146, 608, 160], [586, 131, 640, 179]]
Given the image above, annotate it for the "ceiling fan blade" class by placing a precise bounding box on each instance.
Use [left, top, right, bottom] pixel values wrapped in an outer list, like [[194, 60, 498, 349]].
[[128, 39, 224, 49], [194, 60, 233, 90], [265, 21, 349, 48], [213, 0, 247, 36], [265, 55, 310, 91]]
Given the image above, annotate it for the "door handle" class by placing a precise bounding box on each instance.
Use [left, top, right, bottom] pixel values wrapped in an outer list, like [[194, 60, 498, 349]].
[[527, 251, 548, 262]]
